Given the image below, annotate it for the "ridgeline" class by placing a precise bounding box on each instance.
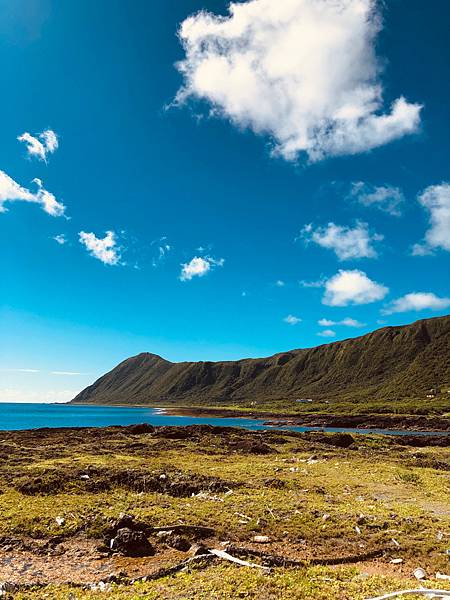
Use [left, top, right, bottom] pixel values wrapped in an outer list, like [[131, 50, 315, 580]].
[[71, 315, 450, 415]]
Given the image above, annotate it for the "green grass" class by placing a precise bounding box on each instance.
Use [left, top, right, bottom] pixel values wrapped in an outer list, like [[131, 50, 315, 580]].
[[1, 426, 449, 598], [156, 395, 450, 416], [14, 565, 450, 600]]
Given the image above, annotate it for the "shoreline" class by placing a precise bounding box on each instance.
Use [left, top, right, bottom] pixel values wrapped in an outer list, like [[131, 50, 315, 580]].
[[68, 402, 450, 432], [157, 406, 450, 432]]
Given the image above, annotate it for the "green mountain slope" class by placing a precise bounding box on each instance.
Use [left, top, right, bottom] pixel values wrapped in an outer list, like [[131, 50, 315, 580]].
[[71, 315, 450, 409]]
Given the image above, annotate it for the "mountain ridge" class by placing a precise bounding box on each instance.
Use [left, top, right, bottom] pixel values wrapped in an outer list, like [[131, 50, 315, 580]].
[[72, 315, 450, 408]]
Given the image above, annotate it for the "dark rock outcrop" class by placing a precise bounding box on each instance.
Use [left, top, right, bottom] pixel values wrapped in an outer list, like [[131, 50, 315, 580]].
[[110, 528, 155, 557]]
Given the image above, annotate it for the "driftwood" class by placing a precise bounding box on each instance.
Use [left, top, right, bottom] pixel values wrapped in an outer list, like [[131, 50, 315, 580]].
[[140, 548, 270, 582], [142, 548, 270, 581], [150, 525, 215, 537], [210, 548, 270, 572], [224, 544, 386, 567]]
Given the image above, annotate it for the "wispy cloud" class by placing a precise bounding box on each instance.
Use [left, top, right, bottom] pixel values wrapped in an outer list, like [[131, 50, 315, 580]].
[[412, 183, 450, 255], [175, 0, 421, 162], [79, 230, 121, 265], [32, 178, 66, 217], [349, 182, 405, 216], [299, 278, 326, 289], [151, 237, 172, 267], [301, 221, 383, 261], [340, 317, 365, 327], [1, 368, 41, 373], [383, 292, 450, 314], [53, 234, 67, 245], [0, 171, 65, 216], [318, 317, 365, 328], [2, 368, 85, 376], [180, 256, 224, 281], [17, 129, 59, 162], [50, 371, 84, 376], [283, 314, 301, 325]]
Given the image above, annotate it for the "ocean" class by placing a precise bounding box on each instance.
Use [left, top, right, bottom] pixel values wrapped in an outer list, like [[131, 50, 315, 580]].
[[0, 403, 444, 435]]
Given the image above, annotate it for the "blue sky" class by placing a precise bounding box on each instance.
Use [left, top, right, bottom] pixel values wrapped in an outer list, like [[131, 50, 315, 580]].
[[1, 0, 449, 402]]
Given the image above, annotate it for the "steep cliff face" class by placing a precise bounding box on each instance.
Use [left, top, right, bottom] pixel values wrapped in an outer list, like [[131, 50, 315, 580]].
[[72, 315, 450, 406]]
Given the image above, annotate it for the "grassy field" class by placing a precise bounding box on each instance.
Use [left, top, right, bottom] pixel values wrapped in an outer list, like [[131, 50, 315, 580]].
[[157, 395, 450, 417], [0, 424, 448, 598]]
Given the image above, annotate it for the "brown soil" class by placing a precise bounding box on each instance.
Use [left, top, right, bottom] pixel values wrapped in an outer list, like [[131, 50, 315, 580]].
[[0, 532, 435, 586]]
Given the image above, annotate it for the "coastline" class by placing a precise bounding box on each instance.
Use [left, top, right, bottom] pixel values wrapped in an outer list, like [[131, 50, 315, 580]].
[[67, 403, 450, 433], [158, 405, 450, 432]]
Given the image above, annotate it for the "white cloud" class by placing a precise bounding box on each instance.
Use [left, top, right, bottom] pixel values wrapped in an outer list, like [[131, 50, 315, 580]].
[[283, 314, 301, 325], [318, 318, 335, 327], [275, 280, 285, 287], [40, 130, 58, 153], [79, 230, 121, 265], [1, 368, 84, 376], [323, 269, 388, 306], [318, 317, 364, 327], [0, 171, 65, 216], [32, 178, 66, 217], [340, 317, 365, 327], [383, 292, 450, 314], [0, 171, 33, 208], [299, 277, 326, 288], [301, 221, 383, 260], [1, 368, 41, 373], [53, 234, 67, 245], [17, 129, 59, 162], [413, 183, 450, 255], [51, 371, 83, 376], [349, 182, 405, 216], [175, 0, 421, 162], [18, 132, 46, 160], [180, 255, 224, 281], [318, 329, 336, 338], [411, 243, 432, 257]]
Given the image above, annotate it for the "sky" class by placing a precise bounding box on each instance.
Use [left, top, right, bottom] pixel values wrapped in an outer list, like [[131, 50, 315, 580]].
[[0, 0, 449, 403]]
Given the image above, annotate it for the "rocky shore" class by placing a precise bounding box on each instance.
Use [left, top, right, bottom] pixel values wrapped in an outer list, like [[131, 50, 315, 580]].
[[161, 406, 450, 432]]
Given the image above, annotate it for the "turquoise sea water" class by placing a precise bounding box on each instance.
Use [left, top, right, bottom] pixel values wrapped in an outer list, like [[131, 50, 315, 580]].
[[0, 403, 445, 436]]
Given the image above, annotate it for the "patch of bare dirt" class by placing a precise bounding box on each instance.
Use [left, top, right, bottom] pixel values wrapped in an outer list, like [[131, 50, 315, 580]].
[[0, 532, 411, 586]]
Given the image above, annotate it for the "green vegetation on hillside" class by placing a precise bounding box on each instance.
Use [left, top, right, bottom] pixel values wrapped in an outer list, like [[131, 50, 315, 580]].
[[159, 395, 450, 417], [72, 315, 450, 416]]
